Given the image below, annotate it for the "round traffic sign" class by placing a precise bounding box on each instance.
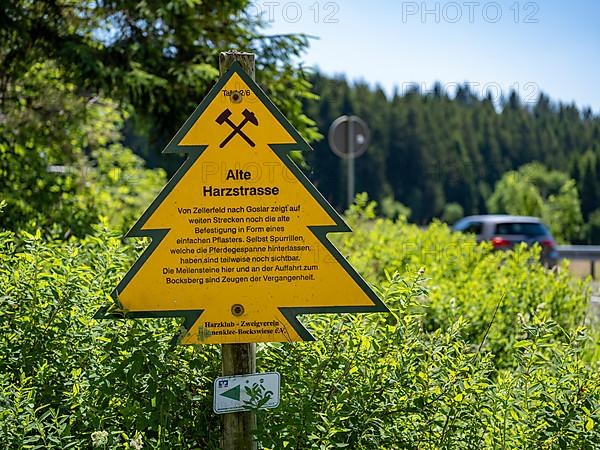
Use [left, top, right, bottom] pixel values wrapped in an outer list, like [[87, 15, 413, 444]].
[[328, 115, 370, 159]]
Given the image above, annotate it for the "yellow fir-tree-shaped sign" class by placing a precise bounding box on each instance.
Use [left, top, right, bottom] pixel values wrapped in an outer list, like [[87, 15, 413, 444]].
[[95, 63, 388, 344]]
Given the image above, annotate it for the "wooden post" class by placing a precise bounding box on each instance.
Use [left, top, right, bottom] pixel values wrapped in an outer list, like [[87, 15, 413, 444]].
[[219, 51, 258, 450]]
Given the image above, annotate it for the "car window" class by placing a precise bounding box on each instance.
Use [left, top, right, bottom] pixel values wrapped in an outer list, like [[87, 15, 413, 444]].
[[456, 221, 483, 234], [494, 222, 547, 236]]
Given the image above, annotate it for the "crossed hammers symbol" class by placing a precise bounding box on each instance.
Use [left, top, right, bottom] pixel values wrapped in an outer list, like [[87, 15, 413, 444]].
[[215, 108, 259, 148]]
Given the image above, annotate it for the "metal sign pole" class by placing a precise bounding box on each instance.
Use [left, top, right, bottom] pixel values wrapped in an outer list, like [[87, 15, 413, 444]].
[[219, 51, 258, 450], [329, 115, 369, 209], [347, 116, 355, 208]]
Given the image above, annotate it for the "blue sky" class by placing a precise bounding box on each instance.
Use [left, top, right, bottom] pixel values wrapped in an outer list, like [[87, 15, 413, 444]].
[[261, 0, 600, 111]]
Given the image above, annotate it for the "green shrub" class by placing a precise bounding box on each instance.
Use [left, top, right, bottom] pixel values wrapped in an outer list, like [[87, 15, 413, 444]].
[[486, 163, 584, 243], [0, 227, 221, 448], [0, 63, 166, 238], [257, 275, 599, 449], [337, 195, 593, 368], [0, 198, 598, 448], [441, 202, 464, 225]]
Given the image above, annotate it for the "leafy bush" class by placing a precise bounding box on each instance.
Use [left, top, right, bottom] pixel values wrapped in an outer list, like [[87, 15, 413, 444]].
[[337, 194, 593, 367], [258, 279, 599, 449], [0, 197, 598, 448], [379, 197, 411, 221], [441, 202, 464, 225], [0, 227, 221, 448], [486, 163, 584, 243], [0, 63, 166, 239]]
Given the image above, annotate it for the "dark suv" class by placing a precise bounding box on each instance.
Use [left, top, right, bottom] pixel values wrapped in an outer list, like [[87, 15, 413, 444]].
[[453, 215, 559, 267]]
